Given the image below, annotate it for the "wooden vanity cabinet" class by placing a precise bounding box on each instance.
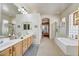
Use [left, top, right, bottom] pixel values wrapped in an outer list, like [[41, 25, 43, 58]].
[[0, 47, 12, 56], [30, 37, 32, 45], [27, 37, 30, 48], [22, 36, 32, 55], [27, 37, 32, 48], [22, 38, 28, 54], [12, 41, 22, 56], [0, 36, 32, 56]]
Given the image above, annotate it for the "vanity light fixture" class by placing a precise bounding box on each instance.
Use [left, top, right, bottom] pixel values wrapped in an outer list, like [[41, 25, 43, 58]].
[[62, 17, 66, 23], [3, 19, 8, 24], [12, 20, 16, 24], [78, 7, 79, 10]]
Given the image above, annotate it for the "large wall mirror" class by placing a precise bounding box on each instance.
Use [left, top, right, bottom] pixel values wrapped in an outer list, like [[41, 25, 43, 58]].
[[0, 19, 14, 37], [0, 19, 9, 37], [2, 19, 9, 36]]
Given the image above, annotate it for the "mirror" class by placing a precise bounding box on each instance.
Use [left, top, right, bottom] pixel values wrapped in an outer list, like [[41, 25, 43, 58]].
[[0, 3, 19, 37], [0, 19, 9, 37], [2, 19, 9, 36], [0, 19, 14, 37]]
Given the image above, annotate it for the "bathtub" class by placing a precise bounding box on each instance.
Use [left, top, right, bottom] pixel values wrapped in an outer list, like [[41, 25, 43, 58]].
[[55, 37, 78, 56]]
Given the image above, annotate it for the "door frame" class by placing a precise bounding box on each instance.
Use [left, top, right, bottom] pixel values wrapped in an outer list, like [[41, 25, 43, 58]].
[[42, 18, 50, 38]]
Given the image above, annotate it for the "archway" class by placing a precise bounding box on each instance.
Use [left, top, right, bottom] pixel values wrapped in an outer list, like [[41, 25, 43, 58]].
[[42, 18, 50, 38]]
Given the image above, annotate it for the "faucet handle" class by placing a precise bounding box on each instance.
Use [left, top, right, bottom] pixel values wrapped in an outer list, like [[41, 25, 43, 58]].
[[21, 37, 23, 39]]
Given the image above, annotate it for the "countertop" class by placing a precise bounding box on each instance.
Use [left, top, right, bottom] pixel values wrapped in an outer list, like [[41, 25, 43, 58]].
[[0, 33, 33, 52]]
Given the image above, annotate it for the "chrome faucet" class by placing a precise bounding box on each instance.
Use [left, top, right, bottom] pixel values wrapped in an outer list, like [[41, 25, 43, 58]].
[[12, 32, 22, 39], [8, 33, 15, 40]]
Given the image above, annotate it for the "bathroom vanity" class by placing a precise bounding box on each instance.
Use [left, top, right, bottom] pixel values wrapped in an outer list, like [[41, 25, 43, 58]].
[[0, 34, 33, 56]]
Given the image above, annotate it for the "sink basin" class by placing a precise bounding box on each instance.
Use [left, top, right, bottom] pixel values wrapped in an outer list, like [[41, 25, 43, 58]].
[[0, 38, 10, 46], [0, 41, 3, 44]]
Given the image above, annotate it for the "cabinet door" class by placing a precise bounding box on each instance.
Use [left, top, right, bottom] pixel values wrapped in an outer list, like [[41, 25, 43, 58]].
[[22, 36, 32, 55], [22, 38, 28, 54], [27, 37, 32, 48], [12, 42, 22, 56], [0, 47, 12, 56], [27, 37, 30, 48], [30, 36, 32, 45], [22, 39, 26, 54]]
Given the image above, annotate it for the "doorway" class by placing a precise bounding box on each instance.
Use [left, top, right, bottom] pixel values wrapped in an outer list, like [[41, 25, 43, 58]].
[[42, 18, 50, 38]]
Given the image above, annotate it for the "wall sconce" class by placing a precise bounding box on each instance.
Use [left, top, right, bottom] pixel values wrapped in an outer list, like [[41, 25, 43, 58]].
[[62, 17, 65, 23], [35, 25, 38, 28], [17, 25, 20, 28], [78, 7, 79, 10]]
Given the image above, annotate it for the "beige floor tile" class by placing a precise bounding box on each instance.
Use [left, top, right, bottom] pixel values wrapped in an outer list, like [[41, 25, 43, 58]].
[[37, 37, 65, 56]]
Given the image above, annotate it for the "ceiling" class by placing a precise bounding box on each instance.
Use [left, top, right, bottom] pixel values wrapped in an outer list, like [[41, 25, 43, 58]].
[[0, 3, 20, 17], [37, 3, 72, 15], [15, 3, 72, 15], [0, 3, 72, 17]]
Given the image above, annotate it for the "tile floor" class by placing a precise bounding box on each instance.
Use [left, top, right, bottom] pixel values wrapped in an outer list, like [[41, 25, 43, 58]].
[[37, 37, 65, 56], [24, 37, 65, 56], [24, 44, 39, 56]]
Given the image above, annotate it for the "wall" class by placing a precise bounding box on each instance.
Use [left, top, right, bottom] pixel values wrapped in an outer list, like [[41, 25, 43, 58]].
[[14, 13, 41, 44], [60, 4, 79, 39], [69, 13, 78, 39], [0, 4, 2, 35], [61, 4, 79, 17], [41, 14, 60, 39]]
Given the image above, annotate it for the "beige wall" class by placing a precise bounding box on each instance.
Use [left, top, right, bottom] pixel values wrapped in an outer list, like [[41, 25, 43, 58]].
[[14, 13, 41, 44], [60, 4, 79, 38], [60, 4, 79, 55], [0, 4, 2, 35], [60, 4, 79, 17]]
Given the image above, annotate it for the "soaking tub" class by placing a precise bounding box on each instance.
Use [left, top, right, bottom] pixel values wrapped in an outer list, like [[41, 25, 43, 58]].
[[55, 37, 78, 56]]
